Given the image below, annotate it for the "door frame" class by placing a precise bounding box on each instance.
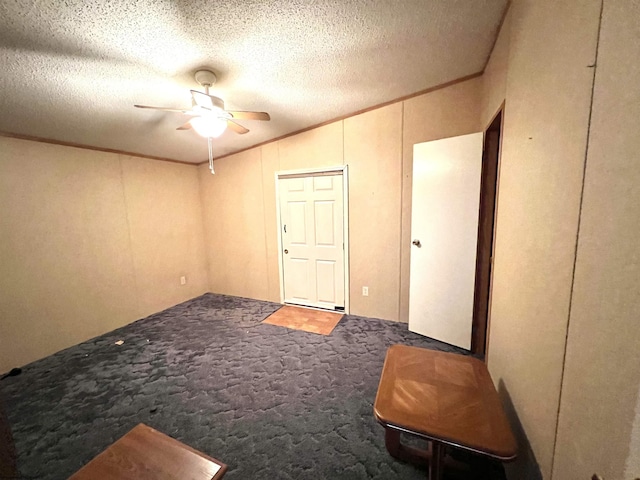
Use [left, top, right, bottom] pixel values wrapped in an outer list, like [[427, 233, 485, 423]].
[[275, 165, 350, 314], [471, 105, 504, 356]]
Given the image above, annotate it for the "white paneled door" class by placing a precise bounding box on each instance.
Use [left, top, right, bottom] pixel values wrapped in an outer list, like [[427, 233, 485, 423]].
[[409, 133, 483, 350], [278, 174, 345, 310]]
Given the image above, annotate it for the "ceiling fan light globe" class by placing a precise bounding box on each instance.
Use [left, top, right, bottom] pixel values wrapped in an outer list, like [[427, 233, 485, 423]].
[[190, 116, 227, 138]]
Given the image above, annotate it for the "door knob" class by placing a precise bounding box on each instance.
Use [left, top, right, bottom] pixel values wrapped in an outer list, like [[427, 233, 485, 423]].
[[284, 249, 288, 254], [412, 239, 421, 248]]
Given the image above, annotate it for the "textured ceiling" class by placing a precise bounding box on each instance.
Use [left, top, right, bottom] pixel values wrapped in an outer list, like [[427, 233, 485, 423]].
[[0, 0, 507, 163]]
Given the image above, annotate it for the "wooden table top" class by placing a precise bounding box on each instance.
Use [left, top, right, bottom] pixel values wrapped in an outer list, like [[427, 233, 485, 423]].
[[69, 424, 227, 480], [374, 345, 517, 460]]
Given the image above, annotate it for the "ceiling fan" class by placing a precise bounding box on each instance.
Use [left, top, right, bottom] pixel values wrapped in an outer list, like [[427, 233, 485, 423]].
[[134, 70, 270, 174]]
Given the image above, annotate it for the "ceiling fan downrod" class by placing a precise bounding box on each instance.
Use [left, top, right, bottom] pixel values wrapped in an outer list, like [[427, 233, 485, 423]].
[[195, 70, 218, 175]]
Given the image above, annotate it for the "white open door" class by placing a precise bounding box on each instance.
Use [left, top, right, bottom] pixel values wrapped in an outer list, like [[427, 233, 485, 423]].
[[278, 173, 345, 311], [409, 133, 483, 349]]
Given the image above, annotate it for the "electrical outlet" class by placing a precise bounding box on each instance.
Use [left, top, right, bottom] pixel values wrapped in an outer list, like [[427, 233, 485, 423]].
[[180, 276, 187, 285], [362, 286, 369, 296]]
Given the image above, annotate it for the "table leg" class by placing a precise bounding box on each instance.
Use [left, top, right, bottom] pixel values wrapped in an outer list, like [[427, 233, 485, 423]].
[[384, 427, 447, 478], [384, 428, 430, 465], [383, 427, 495, 479], [428, 441, 444, 480], [384, 428, 402, 458]]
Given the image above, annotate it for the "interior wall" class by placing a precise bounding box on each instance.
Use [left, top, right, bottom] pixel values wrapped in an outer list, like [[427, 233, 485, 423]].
[[344, 103, 402, 320], [481, 8, 511, 127], [199, 147, 270, 300], [626, 387, 640, 478], [199, 77, 482, 322], [552, 1, 640, 478], [0, 137, 208, 372], [484, 0, 601, 478], [121, 155, 209, 318], [260, 142, 282, 302], [399, 78, 482, 322]]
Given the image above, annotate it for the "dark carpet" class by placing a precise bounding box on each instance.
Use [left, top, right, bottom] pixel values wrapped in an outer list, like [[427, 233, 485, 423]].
[[0, 293, 505, 479]]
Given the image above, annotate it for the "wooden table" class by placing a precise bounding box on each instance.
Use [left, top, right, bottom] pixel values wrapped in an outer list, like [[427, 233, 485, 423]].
[[69, 424, 227, 480], [373, 345, 517, 479]]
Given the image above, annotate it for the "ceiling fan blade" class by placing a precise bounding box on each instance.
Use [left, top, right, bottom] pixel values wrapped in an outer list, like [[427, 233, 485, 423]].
[[226, 119, 249, 135], [190, 90, 214, 110], [227, 111, 271, 121], [176, 121, 192, 130], [134, 104, 190, 113]]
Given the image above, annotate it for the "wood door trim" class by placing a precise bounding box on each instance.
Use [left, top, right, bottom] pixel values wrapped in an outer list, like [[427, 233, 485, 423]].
[[471, 108, 503, 356]]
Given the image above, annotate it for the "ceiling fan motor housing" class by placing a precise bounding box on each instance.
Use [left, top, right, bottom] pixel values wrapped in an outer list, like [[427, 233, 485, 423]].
[[195, 70, 217, 87]]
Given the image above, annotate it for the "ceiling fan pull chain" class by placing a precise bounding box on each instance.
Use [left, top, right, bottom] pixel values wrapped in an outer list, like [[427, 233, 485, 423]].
[[208, 137, 215, 174]]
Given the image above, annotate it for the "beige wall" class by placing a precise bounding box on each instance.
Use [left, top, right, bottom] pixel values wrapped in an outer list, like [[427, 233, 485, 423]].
[[481, 8, 510, 127], [626, 388, 640, 478], [484, 0, 601, 478], [481, 0, 640, 478], [552, 1, 640, 478], [199, 147, 270, 300], [344, 103, 403, 320], [199, 77, 482, 321], [399, 77, 482, 322], [121, 155, 209, 318], [0, 137, 208, 372], [261, 142, 282, 302]]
